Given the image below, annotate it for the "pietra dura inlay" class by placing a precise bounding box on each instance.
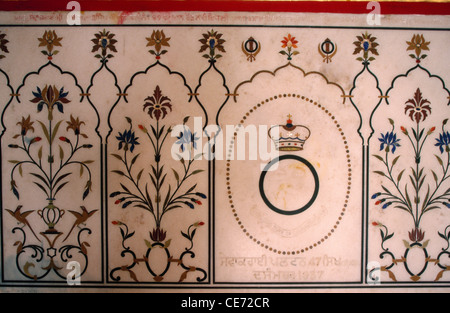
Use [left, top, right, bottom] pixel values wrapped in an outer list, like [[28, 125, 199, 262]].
[[0, 10, 449, 291]]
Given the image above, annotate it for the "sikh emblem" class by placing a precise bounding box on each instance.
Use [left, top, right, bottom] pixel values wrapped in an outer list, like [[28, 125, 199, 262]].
[[318, 38, 338, 63], [242, 37, 261, 62]]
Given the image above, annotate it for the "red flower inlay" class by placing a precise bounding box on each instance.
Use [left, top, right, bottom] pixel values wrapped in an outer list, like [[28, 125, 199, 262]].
[[405, 88, 432, 124]]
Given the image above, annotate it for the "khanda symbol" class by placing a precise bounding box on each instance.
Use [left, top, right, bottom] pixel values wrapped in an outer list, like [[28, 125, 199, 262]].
[[318, 38, 338, 63], [242, 37, 261, 62]]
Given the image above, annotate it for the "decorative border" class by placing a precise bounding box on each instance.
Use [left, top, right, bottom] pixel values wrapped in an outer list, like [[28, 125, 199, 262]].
[[0, 1, 449, 15], [232, 63, 347, 105]]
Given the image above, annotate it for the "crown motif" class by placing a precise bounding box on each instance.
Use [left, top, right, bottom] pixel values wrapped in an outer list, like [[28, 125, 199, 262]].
[[268, 114, 311, 151]]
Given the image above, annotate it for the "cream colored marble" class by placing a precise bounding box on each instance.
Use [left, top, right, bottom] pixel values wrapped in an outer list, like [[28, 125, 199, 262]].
[[0, 10, 449, 291]]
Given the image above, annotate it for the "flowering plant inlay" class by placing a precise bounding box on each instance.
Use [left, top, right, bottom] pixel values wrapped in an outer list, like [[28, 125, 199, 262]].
[[109, 86, 207, 283], [146, 30, 171, 59], [372, 89, 450, 282], [38, 30, 63, 60], [6, 83, 97, 281]]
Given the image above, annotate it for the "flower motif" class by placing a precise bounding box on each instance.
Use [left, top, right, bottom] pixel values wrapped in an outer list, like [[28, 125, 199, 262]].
[[280, 34, 299, 61], [0, 31, 9, 60], [92, 29, 117, 60], [281, 34, 298, 49], [116, 129, 140, 153], [143, 86, 173, 121], [30, 85, 70, 120], [38, 30, 63, 59], [199, 29, 226, 60], [146, 30, 170, 59], [29, 137, 42, 145], [407, 34, 430, 61], [17, 115, 35, 136], [353, 31, 379, 62], [150, 227, 167, 242], [404, 88, 432, 124], [66, 114, 87, 137], [409, 227, 425, 243], [59, 136, 71, 143], [435, 131, 450, 154], [379, 131, 401, 153], [176, 128, 200, 152]]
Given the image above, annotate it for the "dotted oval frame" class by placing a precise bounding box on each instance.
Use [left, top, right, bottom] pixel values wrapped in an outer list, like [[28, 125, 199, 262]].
[[225, 93, 353, 255]]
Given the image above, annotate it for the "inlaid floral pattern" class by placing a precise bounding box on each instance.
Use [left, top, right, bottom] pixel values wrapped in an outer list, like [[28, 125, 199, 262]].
[[407, 34, 430, 63], [143, 85, 173, 120], [5, 79, 98, 281], [280, 34, 299, 61], [404, 88, 432, 123], [38, 30, 62, 59], [371, 88, 450, 282], [109, 86, 207, 283], [92, 29, 117, 60], [199, 29, 226, 60], [0, 31, 8, 59], [30, 85, 70, 120], [353, 31, 379, 62], [0, 21, 448, 290], [146, 30, 170, 59]]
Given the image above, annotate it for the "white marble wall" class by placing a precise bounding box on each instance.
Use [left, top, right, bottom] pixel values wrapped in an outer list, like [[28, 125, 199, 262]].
[[0, 11, 449, 291]]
